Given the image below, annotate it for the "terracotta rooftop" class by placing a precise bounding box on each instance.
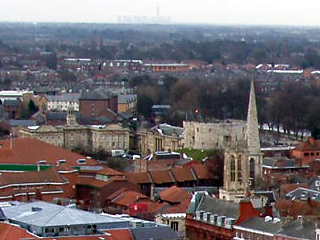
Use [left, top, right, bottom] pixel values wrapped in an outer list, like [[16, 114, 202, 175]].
[[191, 164, 214, 179], [149, 170, 174, 184], [111, 190, 151, 208], [294, 138, 320, 151], [97, 167, 124, 177], [105, 229, 133, 240], [124, 171, 152, 184], [280, 183, 309, 196], [0, 222, 36, 239], [0, 167, 67, 188], [170, 167, 196, 182], [0, 138, 96, 166], [77, 176, 127, 189], [159, 185, 191, 204]]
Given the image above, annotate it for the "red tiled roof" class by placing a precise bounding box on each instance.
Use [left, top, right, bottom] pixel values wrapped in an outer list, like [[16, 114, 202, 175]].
[[275, 199, 320, 218], [0, 222, 35, 239], [0, 138, 96, 166], [191, 164, 214, 180], [170, 167, 196, 182], [280, 183, 309, 196], [105, 229, 133, 240], [0, 167, 67, 187], [162, 198, 191, 214], [159, 185, 191, 204], [111, 190, 151, 208], [106, 187, 128, 201], [77, 177, 108, 188], [147, 202, 170, 213], [149, 170, 174, 184], [97, 167, 124, 176], [124, 171, 152, 184], [294, 139, 320, 151], [77, 176, 127, 189]]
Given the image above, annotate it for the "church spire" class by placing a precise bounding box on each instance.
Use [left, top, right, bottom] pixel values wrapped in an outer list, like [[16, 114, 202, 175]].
[[246, 80, 260, 154]]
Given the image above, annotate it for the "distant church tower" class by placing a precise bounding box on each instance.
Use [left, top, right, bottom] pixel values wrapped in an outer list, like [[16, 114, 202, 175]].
[[219, 80, 263, 202], [66, 107, 77, 126]]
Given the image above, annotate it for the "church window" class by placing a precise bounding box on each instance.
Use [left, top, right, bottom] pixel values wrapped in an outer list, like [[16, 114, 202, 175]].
[[250, 158, 255, 179], [231, 155, 236, 181], [238, 155, 242, 182]]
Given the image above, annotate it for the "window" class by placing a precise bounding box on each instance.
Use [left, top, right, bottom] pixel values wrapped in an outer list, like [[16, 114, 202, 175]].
[[77, 159, 86, 164], [231, 155, 236, 181], [170, 221, 179, 231]]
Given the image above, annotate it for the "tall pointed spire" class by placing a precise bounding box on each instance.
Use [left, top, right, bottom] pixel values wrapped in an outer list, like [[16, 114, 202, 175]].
[[246, 80, 260, 154]]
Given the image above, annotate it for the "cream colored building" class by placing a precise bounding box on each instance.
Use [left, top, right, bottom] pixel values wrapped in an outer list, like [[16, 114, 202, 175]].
[[155, 213, 186, 238], [183, 120, 246, 150], [137, 123, 183, 156], [18, 112, 130, 152]]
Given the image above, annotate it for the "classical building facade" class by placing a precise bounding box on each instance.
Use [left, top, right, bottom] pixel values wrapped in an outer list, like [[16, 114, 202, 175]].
[[137, 123, 183, 156], [219, 81, 263, 202], [18, 111, 130, 152]]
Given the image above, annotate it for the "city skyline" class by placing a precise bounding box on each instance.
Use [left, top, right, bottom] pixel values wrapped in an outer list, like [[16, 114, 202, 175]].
[[1, 0, 320, 26]]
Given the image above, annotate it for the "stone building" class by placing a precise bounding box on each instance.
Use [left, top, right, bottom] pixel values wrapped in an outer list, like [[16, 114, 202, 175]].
[[183, 120, 246, 150], [137, 123, 183, 156], [18, 111, 130, 152], [219, 81, 263, 202]]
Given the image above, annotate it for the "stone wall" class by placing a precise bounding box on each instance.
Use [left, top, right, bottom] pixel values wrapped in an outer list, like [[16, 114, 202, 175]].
[[183, 120, 246, 150]]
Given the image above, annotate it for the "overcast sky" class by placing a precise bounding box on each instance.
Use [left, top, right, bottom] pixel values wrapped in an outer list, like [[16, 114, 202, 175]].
[[0, 0, 320, 26]]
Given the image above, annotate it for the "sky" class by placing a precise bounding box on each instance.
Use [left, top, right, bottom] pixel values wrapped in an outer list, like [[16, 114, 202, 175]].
[[1, 0, 320, 26]]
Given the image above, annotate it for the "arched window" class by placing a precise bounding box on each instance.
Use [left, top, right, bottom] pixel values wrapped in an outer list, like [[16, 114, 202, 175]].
[[238, 155, 242, 182], [250, 158, 255, 179], [231, 155, 235, 181]]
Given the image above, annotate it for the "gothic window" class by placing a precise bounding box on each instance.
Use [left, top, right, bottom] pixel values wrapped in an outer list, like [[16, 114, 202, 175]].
[[231, 155, 236, 181], [238, 155, 242, 182], [250, 158, 255, 179]]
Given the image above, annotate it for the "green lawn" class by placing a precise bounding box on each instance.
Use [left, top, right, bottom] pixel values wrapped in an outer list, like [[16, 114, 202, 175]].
[[176, 148, 219, 161]]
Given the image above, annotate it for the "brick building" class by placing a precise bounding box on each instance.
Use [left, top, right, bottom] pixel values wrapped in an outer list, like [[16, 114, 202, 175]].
[[79, 90, 118, 118]]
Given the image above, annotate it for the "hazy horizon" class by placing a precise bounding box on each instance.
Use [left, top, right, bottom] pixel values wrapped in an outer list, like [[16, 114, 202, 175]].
[[1, 0, 320, 27]]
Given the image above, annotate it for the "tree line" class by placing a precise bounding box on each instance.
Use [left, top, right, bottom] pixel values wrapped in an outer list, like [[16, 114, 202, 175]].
[[133, 74, 320, 138]]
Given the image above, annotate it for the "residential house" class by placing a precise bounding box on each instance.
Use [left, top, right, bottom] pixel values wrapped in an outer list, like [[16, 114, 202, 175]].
[[118, 94, 137, 113], [262, 157, 308, 186], [45, 93, 81, 111], [291, 137, 320, 165]]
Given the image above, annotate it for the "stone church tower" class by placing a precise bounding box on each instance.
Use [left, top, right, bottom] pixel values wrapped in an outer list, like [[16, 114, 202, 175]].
[[219, 80, 263, 202]]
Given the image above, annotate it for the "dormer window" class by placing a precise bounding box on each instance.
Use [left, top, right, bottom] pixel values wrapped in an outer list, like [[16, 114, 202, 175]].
[[38, 160, 46, 164], [77, 159, 86, 164], [57, 159, 66, 164]]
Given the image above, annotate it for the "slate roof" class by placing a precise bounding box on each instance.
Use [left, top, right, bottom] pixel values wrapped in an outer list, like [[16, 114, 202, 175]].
[[285, 187, 320, 201], [196, 195, 239, 219], [46, 93, 81, 102], [236, 217, 281, 234], [278, 220, 316, 240], [80, 90, 114, 100], [8, 119, 36, 127], [130, 226, 179, 240], [2, 201, 130, 228], [3, 99, 20, 107], [118, 94, 137, 104], [262, 157, 305, 169]]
